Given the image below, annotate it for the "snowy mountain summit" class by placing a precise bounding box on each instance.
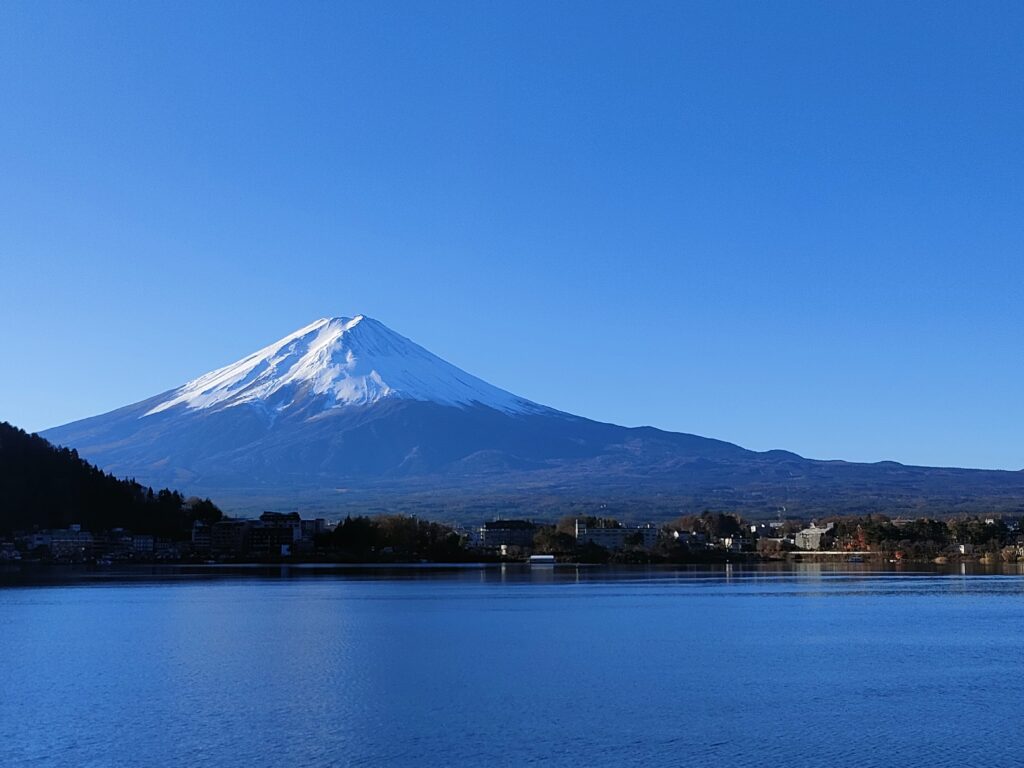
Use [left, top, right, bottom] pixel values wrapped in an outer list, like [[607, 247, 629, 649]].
[[145, 315, 543, 417]]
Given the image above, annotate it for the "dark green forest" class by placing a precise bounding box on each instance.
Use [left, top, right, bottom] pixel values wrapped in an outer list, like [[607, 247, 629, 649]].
[[0, 421, 220, 537]]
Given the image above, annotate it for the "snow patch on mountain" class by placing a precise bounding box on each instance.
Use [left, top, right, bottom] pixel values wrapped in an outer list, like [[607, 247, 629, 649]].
[[145, 315, 543, 417]]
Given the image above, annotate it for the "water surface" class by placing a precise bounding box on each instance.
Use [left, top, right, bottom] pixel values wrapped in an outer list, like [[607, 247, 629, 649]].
[[2, 565, 1022, 767]]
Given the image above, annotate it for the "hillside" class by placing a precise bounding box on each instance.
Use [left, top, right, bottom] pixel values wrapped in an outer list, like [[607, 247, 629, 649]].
[[0, 421, 220, 535]]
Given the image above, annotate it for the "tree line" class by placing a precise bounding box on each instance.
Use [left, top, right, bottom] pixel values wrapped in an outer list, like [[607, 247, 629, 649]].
[[0, 421, 221, 538]]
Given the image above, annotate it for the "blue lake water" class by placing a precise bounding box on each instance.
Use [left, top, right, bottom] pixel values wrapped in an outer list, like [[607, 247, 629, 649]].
[[3, 564, 1024, 767]]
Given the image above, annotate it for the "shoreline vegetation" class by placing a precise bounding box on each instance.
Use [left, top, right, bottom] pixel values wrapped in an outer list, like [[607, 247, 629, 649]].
[[5, 510, 1024, 568]]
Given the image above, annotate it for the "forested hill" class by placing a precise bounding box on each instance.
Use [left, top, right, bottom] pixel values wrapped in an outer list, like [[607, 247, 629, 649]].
[[0, 421, 221, 536]]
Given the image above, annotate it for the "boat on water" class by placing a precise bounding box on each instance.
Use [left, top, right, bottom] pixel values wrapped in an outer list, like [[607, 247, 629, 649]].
[[528, 555, 556, 566]]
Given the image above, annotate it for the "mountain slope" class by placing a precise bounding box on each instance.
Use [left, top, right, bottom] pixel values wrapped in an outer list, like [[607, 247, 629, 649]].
[[42, 316, 1024, 520]]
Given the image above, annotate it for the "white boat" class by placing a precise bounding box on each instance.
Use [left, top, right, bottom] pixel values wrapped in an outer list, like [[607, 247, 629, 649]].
[[528, 554, 556, 566]]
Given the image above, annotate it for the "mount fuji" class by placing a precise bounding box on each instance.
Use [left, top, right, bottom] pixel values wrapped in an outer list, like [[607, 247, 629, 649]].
[[43, 315, 1024, 519], [142, 316, 547, 418]]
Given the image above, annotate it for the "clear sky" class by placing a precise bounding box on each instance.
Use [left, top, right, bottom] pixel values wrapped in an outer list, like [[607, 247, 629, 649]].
[[2, 1, 1022, 469]]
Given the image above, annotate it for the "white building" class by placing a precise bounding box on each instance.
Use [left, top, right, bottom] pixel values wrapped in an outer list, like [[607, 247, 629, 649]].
[[795, 522, 834, 551], [575, 520, 659, 551]]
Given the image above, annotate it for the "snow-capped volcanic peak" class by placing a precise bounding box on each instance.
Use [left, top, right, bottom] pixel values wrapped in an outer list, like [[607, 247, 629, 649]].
[[145, 315, 542, 417]]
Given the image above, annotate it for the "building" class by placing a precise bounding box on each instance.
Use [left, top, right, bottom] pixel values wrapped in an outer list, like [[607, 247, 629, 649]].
[[93, 529, 133, 559], [478, 520, 537, 551], [211, 519, 252, 556], [300, 518, 327, 543], [154, 539, 181, 559], [795, 522, 835, 551], [191, 520, 212, 552], [48, 526, 94, 560], [250, 512, 302, 557], [20, 531, 52, 552], [575, 520, 659, 551], [209, 512, 330, 558], [16, 527, 94, 560]]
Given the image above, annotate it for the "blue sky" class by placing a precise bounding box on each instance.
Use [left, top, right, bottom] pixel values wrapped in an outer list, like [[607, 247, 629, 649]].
[[2, 1, 1022, 469]]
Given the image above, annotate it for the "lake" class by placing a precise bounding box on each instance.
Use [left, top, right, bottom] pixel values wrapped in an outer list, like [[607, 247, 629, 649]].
[[2, 563, 1023, 767]]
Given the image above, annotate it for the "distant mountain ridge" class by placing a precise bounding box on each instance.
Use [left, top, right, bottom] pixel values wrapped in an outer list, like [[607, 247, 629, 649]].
[[42, 316, 1024, 520]]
